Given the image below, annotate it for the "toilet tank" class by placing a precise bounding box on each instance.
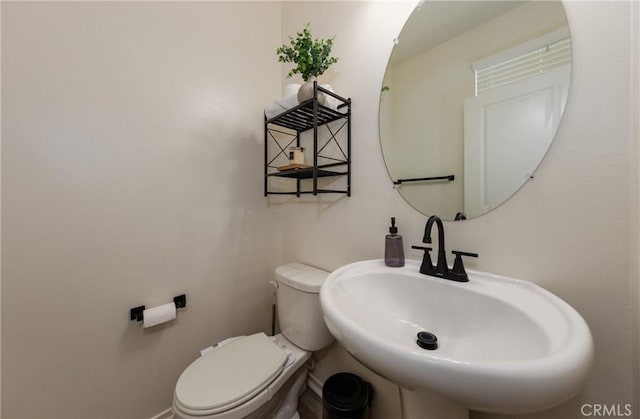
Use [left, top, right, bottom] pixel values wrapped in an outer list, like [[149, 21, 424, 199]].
[[275, 263, 334, 351]]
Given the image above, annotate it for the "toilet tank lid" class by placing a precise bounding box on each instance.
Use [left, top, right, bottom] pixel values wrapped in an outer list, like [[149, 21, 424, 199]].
[[275, 263, 330, 293]]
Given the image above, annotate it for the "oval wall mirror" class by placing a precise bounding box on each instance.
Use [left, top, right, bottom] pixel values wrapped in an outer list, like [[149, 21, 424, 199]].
[[380, 0, 571, 220]]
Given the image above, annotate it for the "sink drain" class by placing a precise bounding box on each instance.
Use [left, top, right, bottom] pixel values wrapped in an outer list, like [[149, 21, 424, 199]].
[[416, 331, 438, 350]]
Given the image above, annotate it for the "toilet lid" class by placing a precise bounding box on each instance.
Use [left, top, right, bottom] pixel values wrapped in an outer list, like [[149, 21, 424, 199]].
[[174, 333, 287, 413]]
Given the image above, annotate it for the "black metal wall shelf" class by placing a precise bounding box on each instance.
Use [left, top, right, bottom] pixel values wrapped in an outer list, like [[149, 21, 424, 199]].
[[266, 101, 348, 132], [264, 82, 351, 197], [267, 164, 347, 180]]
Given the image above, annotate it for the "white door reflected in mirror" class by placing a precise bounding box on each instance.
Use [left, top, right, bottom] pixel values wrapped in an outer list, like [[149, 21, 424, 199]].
[[464, 63, 570, 217]]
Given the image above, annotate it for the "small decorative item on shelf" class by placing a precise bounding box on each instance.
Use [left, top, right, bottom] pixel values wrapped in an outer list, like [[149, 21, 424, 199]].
[[276, 23, 339, 104], [288, 146, 305, 165]]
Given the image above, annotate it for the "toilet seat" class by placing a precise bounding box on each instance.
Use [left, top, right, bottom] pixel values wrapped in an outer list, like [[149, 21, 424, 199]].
[[174, 333, 288, 416]]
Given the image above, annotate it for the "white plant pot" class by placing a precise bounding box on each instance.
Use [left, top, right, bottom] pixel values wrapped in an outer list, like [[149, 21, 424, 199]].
[[297, 77, 326, 105]]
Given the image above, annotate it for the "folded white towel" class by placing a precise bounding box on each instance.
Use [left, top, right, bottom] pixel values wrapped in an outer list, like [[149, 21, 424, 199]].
[[265, 93, 299, 119], [265, 101, 286, 119], [320, 84, 347, 112], [275, 94, 299, 110], [284, 83, 300, 97], [265, 84, 346, 119]]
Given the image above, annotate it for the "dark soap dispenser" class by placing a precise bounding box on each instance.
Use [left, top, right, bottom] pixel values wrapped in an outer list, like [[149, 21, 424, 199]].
[[385, 217, 405, 267]]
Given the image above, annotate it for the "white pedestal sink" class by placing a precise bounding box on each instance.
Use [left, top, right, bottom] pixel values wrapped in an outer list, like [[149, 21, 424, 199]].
[[319, 259, 594, 414]]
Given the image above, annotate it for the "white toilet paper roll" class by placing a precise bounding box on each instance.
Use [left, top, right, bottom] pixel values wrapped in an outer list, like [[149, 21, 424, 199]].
[[143, 302, 176, 328]]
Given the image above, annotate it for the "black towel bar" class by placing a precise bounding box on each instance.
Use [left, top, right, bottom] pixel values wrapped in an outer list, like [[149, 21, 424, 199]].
[[393, 175, 454, 185]]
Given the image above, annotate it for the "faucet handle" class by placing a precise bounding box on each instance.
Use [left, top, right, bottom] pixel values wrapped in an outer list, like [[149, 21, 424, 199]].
[[412, 245, 435, 275], [450, 250, 478, 282], [411, 245, 432, 250], [452, 250, 478, 258]]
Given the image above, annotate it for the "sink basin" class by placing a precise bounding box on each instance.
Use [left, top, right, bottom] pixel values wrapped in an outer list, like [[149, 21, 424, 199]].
[[319, 259, 593, 414]]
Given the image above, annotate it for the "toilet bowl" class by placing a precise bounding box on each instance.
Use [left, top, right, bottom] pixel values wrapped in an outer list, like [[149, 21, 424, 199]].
[[172, 263, 333, 419]]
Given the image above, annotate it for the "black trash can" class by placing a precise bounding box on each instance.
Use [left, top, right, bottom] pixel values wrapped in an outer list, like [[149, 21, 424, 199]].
[[322, 372, 373, 419]]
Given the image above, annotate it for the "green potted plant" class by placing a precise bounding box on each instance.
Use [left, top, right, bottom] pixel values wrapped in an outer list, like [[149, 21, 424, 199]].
[[276, 23, 338, 104]]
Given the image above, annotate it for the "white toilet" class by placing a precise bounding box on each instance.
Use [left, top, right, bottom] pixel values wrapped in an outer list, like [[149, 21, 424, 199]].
[[173, 263, 334, 419]]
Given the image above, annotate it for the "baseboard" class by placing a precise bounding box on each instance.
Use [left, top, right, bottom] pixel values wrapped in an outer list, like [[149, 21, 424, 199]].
[[307, 372, 323, 398], [149, 407, 173, 419], [300, 372, 324, 419], [300, 388, 322, 419]]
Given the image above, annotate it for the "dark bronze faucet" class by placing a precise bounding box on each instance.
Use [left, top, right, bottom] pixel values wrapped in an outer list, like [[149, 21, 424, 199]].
[[423, 215, 448, 275], [411, 215, 478, 282]]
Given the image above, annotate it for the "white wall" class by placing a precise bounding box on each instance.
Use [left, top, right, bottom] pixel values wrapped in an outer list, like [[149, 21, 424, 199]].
[[632, 0, 640, 410], [636, 0, 640, 409], [281, 1, 639, 419], [1, 1, 638, 418], [1, 2, 282, 417]]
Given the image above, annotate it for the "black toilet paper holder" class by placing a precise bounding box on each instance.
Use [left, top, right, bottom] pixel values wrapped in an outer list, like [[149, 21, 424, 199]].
[[130, 294, 186, 322]]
